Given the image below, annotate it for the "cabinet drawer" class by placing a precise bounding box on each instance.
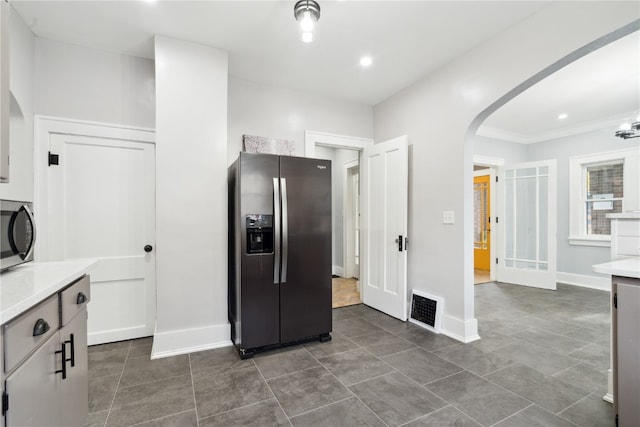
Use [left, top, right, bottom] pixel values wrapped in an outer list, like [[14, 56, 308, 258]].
[[60, 275, 91, 326], [3, 295, 59, 373], [616, 220, 640, 237]]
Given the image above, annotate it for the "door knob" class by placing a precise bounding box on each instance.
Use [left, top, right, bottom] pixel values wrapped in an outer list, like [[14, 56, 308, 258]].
[[144, 245, 153, 253]]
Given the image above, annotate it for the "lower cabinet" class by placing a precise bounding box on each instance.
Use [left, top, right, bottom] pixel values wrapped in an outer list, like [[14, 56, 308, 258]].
[[2, 275, 90, 427]]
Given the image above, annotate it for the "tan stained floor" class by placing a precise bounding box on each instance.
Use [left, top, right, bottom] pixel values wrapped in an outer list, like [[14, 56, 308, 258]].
[[331, 276, 361, 308], [474, 269, 491, 284]]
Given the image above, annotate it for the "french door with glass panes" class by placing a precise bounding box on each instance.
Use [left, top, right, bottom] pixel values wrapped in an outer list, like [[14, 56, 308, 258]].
[[497, 160, 557, 290]]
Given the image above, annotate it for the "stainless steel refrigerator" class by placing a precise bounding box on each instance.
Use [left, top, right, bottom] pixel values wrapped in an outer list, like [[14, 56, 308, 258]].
[[228, 152, 332, 358]]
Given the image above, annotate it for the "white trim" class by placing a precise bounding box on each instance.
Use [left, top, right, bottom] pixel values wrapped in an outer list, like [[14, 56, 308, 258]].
[[568, 236, 611, 247], [557, 272, 611, 291], [343, 158, 359, 280], [332, 265, 345, 277], [473, 154, 504, 167], [441, 315, 481, 343], [151, 323, 231, 359], [304, 130, 373, 158], [34, 115, 155, 261]]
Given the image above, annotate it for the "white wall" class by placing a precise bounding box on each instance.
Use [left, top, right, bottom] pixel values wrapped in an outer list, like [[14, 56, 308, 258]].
[[228, 76, 372, 165], [474, 135, 528, 165], [373, 2, 638, 342], [527, 125, 640, 277], [0, 9, 35, 202], [153, 36, 229, 357], [35, 38, 155, 129]]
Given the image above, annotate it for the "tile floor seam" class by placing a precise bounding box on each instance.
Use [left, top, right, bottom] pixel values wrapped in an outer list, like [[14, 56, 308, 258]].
[[301, 345, 390, 427], [553, 392, 597, 418], [116, 371, 193, 391], [550, 359, 587, 378], [487, 403, 535, 427], [187, 354, 200, 427], [286, 395, 355, 421], [196, 397, 279, 423], [252, 354, 295, 427], [127, 409, 195, 427], [260, 362, 325, 382], [102, 339, 132, 427]]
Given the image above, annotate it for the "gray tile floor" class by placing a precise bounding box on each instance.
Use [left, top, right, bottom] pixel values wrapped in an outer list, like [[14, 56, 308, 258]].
[[85, 282, 614, 427]]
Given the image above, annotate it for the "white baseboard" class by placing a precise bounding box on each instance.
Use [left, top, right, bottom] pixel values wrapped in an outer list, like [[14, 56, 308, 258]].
[[441, 314, 480, 343], [557, 272, 610, 292], [332, 265, 344, 277], [151, 323, 232, 359], [88, 326, 153, 346]]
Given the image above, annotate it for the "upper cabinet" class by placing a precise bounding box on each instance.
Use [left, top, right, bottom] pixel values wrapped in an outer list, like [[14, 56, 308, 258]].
[[0, 0, 10, 183]]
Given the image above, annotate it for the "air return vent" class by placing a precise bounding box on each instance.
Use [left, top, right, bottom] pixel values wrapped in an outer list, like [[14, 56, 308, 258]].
[[409, 290, 443, 333]]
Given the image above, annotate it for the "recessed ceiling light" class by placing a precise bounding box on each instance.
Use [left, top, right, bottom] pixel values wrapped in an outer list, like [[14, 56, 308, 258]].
[[302, 32, 313, 43], [557, 113, 568, 120], [360, 56, 372, 67]]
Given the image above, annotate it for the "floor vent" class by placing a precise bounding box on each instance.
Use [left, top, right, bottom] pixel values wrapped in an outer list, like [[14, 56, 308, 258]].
[[409, 290, 443, 333]]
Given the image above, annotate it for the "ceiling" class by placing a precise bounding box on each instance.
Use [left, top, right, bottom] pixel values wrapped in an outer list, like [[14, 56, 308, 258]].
[[479, 30, 640, 143], [10, 1, 638, 141]]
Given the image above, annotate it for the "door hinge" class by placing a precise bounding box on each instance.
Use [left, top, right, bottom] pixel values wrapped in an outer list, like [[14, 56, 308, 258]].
[[2, 391, 8, 416], [495, 176, 499, 183], [496, 258, 499, 264], [48, 151, 59, 166], [614, 293, 617, 309], [495, 217, 499, 224]]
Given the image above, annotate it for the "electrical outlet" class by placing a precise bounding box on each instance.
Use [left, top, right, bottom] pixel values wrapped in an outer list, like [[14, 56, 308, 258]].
[[442, 211, 455, 224]]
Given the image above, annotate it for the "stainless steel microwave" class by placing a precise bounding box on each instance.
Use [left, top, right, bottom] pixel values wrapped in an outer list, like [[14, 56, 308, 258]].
[[1, 200, 36, 272]]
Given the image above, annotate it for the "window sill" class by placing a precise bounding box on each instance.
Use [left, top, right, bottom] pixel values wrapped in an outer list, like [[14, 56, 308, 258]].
[[568, 236, 611, 248]]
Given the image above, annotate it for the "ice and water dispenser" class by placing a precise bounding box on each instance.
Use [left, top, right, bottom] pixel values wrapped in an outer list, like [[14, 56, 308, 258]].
[[246, 214, 273, 254]]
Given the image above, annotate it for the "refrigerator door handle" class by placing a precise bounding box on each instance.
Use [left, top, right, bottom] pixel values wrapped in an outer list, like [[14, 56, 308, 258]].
[[281, 177, 288, 284], [273, 178, 281, 284]]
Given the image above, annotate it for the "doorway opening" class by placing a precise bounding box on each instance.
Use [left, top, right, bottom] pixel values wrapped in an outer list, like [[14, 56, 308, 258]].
[[304, 131, 374, 309], [473, 166, 492, 285]]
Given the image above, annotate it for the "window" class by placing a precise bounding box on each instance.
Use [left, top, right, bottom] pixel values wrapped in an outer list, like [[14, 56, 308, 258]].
[[569, 148, 640, 246]]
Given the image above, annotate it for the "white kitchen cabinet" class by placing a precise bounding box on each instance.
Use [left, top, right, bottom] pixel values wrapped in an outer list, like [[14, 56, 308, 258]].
[[2, 275, 90, 427]]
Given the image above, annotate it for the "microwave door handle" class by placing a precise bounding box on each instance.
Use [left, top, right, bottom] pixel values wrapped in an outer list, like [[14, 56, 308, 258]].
[[21, 204, 37, 261], [273, 178, 281, 284], [280, 178, 288, 284]]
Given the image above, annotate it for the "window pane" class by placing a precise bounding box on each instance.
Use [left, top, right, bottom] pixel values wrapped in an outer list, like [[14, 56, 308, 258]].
[[474, 180, 489, 249], [516, 167, 536, 178], [586, 200, 623, 235], [515, 176, 537, 262], [505, 179, 514, 259], [539, 176, 548, 262], [586, 163, 623, 199]]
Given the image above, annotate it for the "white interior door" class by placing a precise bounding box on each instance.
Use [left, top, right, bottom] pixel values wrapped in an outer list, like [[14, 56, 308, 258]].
[[497, 159, 557, 290], [361, 135, 408, 320], [48, 133, 156, 345]]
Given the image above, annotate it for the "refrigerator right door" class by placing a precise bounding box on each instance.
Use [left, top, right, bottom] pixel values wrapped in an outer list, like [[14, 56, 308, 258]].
[[279, 156, 332, 343]]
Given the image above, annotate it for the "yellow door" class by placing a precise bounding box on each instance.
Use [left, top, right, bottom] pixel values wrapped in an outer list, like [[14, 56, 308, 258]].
[[474, 174, 491, 271]]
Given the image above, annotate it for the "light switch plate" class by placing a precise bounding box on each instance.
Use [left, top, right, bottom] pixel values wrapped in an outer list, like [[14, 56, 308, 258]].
[[442, 211, 455, 224]]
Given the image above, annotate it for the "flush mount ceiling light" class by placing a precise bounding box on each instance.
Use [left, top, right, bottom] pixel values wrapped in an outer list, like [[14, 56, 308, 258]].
[[294, 0, 320, 43], [557, 113, 568, 120], [360, 56, 373, 67], [615, 121, 640, 139]]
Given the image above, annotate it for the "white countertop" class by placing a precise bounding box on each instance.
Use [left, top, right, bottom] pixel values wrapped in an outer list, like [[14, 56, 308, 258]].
[[0, 259, 97, 324], [593, 257, 640, 279]]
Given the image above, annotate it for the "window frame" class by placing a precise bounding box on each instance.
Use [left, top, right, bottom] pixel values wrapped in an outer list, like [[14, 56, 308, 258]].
[[569, 148, 640, 247]]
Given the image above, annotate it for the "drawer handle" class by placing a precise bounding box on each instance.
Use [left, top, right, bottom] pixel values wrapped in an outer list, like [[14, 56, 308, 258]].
[[55, 342, 67, 380], [33, 318, 51, 337], [76, 292, 87, 305]]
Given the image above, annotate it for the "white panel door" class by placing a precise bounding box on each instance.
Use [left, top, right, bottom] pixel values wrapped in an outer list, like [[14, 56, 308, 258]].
[[497, 160, 557, 290], [361, 135, 408, 320], [48, 133, 156, 345]]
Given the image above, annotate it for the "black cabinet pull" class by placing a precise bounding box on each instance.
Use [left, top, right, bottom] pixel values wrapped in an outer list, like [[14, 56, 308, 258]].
[[66, 334, 75, 367], [396, 235, 403, 252], [55, 343, 67, 380], [76, 292, 87, 305], [32, 318, 50, 337]]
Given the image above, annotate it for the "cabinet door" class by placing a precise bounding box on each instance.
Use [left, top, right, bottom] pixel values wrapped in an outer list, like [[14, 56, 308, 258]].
[[4, 333, 62, 427], [59, 309, 88, 427]]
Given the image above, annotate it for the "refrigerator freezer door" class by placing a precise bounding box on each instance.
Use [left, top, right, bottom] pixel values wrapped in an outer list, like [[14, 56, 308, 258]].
[[279, 156, 332, 343], [238, 153, 281, 349]]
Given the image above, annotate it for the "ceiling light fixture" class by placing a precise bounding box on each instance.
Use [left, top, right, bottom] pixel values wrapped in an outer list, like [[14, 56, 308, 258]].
[[557, 113, 568, 120], [360, 56, 373, 67], [615, 121, 640, 139], [294, 0, 320, 42]]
